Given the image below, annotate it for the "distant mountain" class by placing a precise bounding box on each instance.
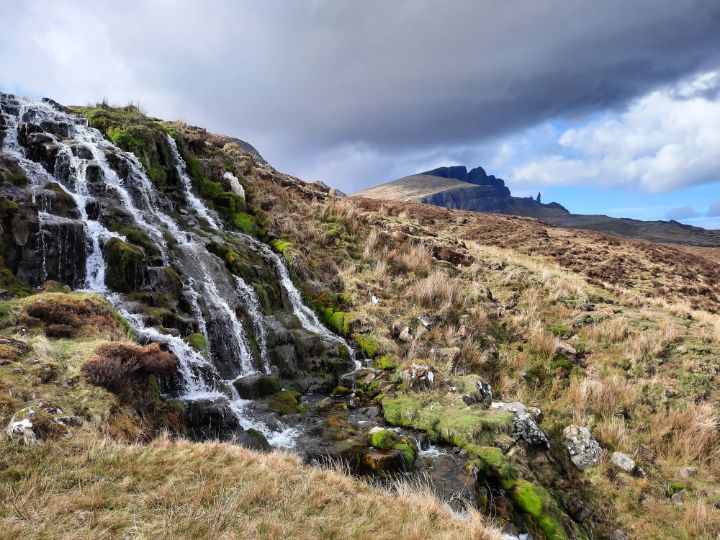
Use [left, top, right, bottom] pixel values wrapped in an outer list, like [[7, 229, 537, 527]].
[[354, 166, 720, 247]]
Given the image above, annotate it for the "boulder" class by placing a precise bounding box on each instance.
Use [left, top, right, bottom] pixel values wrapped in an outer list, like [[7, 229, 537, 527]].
[[611, 451, 638, 474], [182, 398, 241, 440], [232, 373, 281, 399], [563, 425, 603, 469], [401, 362, 437, 391], [491, 401, 548, 447]]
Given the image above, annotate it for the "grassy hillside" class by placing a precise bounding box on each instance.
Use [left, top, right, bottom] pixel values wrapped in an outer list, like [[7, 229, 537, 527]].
[[0, 292, 498, 540]]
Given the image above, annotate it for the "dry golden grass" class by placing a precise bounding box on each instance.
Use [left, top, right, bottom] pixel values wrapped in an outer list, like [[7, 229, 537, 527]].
[[565, 375, 639, 419], [683, 500, 720, 538], [0, 434, 499, 540], [398, 243, 432, 275], [408, 270, 464, 313], [595, 416, 632, 452], [650, 404, 720, 466], [528, 323, 557, 359], [586, 317, 629, 344]]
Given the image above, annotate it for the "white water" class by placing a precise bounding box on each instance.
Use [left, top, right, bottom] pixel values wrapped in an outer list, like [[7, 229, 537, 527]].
[[235, 231, 359, 367], [166, 135, 220, 230], [0, 95, 356, 449], [233, 276, 271, 374]]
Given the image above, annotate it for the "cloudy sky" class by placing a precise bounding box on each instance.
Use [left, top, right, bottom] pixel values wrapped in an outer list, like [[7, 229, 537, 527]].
[[2, 0, 720, 227]]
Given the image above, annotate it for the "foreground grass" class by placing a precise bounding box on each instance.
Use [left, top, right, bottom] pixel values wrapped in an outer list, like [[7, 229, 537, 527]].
[[0, 434, 499, 540]]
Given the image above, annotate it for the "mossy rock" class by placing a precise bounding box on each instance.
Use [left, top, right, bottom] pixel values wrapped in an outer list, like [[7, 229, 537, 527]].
[[104, 238, 145, 293], [502, 479, 569, 540], [368, 428, 395, 449], [352, 334, 382, 358], [233, 373, 281, 399], [382, 395, 513, 448], [373, 354, 401, 370], [270, 238, 294, 263], [185, 333, 209, 358], [331, 386, 352, 397], [266, 390, 301, 415], [0, 268, 32, 297]]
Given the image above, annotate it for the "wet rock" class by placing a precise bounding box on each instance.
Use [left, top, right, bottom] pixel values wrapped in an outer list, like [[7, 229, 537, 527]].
[[611, 451, 638, 474], [563, 425, 603, 469], [232, 373, 281, 399], [400, 362, 437, 391], [103, 237, 146, 293], [266, 390, 301, 415], [182, 398, 241, 440], [362, 450, 406, 474], [417, 432, 430, 450], [235, 428, 271, 452]]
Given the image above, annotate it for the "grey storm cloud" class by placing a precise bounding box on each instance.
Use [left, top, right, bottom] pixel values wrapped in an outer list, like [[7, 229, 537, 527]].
[[2, 0, 720, 191]]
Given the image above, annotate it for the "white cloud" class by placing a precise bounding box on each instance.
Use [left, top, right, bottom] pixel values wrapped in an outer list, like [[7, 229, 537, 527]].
[[505, 71, 720, 192]]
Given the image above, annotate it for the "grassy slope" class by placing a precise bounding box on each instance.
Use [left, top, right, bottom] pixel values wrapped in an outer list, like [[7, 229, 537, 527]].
[[0, 292, 498, 540], [222, 163, 720, 538], [0, 435, 498, 540]]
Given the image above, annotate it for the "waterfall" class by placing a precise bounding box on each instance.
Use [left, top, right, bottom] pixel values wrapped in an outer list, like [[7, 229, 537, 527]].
[[166, 135, 221, 230], [0, 95, 355, 449], [233, 276, 271, 374], [234, 231, 358, 367]]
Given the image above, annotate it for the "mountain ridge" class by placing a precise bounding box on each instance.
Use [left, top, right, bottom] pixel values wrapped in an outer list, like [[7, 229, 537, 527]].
[[355, 165, 720, 247]]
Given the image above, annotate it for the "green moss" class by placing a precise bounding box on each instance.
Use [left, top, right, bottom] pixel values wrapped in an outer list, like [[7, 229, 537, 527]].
[[503, 479, 569, 540], [252, 283, 272, 315], [270, 238, 294, 263], [104, 238, 145, 293], [373, 355, 401, 370], [0, 268, 32, 297], [231, 212, 257, 235], [110, 308, 138, 341], [109, 224, 155, 252], [185, 333, 209, 358], [369, 428, 395, 449], [382, 395, 513, 448], [331, 386, 352, 397], [352, 334, 381, 358], [393, 440, 417, 466], [267, 390, 301, 415]]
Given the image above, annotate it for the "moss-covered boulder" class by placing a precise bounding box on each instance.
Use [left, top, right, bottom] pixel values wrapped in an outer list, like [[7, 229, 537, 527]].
[[266, 389, 301, 415], [382, 394, 513, 448], [104, 238, 146, 293]]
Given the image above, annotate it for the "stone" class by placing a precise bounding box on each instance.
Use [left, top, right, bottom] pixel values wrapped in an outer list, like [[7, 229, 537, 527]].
[[232, 373, 281, 399], [676, 466, 697, 478], [563, 425, 603, 469], [417, 313, 437, 329], [611, 451, 637, 474], [610, 530, 629, 540], [671, 492, 684, 506], [398, 326, 413, 342], [401, 362, 437, 391], [492, 401, 548, 447], [461, 380, 493, 408], [5, 408, 38, 445]]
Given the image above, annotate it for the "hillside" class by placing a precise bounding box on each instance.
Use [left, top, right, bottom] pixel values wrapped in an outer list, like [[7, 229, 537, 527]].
[[1, 95, 720, 539], [356, 167, 720, 247]]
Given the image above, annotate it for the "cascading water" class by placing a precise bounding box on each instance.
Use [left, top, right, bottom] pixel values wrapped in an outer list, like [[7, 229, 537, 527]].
[[0, 94, 356, 450], [166, 134, 220, 230]]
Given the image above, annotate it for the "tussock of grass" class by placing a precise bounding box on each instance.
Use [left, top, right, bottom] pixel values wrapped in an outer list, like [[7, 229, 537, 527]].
[[0, 435, 499, 540]]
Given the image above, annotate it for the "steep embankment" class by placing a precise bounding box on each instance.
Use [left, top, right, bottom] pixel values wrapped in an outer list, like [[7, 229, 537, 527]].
[[2, 96, 720, 539]]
